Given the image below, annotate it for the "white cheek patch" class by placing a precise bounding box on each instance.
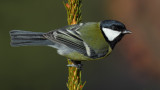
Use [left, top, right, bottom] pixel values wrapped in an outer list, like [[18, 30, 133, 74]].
[[102, 28, 121, 41]]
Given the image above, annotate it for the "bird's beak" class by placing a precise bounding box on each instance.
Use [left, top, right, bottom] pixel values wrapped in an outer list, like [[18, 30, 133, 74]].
[[122, 30, 132, 34]]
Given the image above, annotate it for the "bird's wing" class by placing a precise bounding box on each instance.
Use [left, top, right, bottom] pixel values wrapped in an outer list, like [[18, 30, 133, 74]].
[[43, 23, 97, 58]]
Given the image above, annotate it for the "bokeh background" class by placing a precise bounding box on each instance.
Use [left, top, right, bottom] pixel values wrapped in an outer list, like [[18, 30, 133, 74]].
[[1, 0, 160, 90]]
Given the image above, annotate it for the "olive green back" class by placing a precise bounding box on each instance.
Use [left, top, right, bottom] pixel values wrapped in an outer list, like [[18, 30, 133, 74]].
[[79, 22, 111, 54]]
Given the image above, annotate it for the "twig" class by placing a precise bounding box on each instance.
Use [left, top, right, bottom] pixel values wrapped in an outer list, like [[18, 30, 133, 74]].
[[64, 0, 85, 90]]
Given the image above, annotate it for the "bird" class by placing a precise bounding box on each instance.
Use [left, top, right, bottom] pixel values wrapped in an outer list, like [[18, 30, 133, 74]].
[[10, 20, 131, 61]]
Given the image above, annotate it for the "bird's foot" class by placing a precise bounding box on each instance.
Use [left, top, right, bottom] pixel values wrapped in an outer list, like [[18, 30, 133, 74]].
[[67, 60, 82, 69], [67, 64, 82, 69]]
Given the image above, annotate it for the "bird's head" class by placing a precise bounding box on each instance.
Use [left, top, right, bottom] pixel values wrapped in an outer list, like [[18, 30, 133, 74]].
[[100, 20, 132, 49]]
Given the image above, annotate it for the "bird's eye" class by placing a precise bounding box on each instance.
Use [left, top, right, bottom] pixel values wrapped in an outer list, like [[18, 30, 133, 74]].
[[111, 26, 118, 30]]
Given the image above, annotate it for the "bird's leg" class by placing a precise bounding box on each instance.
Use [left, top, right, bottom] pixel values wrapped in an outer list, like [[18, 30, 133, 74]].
[[67, 59, 82, 69]]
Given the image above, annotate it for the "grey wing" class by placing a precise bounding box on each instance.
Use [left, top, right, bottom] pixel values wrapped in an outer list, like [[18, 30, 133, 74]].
[[43, 23, 97, 58]]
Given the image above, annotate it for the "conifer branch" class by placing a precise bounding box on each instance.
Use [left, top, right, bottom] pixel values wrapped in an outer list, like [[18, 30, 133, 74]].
[[64, 0, 85, 90]]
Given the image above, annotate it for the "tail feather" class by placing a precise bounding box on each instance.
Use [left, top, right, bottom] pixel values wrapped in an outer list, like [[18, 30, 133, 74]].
[[10, 30, 54, 47]]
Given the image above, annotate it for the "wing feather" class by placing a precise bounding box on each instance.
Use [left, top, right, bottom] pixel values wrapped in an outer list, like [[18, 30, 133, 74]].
[[43, 23, 98, 58]]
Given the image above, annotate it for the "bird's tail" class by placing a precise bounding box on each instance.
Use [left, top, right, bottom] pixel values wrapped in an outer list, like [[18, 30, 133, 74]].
[[10, 30, 53, 47]]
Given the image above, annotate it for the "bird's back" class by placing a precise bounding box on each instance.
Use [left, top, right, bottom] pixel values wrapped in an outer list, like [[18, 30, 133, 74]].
[[78, 22, 112, 56]]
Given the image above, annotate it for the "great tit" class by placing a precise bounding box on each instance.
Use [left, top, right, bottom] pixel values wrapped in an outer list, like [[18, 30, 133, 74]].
[[10, 20, 131, 61]]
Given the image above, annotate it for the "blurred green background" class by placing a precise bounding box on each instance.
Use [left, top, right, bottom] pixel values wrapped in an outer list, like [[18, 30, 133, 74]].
[[1, 0, 160, 90]]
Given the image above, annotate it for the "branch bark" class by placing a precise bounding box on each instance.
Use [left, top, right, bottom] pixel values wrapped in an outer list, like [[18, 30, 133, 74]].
[[64, 0, 85, 90]]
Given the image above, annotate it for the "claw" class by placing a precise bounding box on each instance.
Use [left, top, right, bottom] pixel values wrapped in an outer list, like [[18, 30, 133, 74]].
[[67, 64, 82, 69], [67, 60, 82, 69]]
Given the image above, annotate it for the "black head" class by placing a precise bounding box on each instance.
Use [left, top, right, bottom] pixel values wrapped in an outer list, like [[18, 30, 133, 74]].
[[100, 20, 131, 49]]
